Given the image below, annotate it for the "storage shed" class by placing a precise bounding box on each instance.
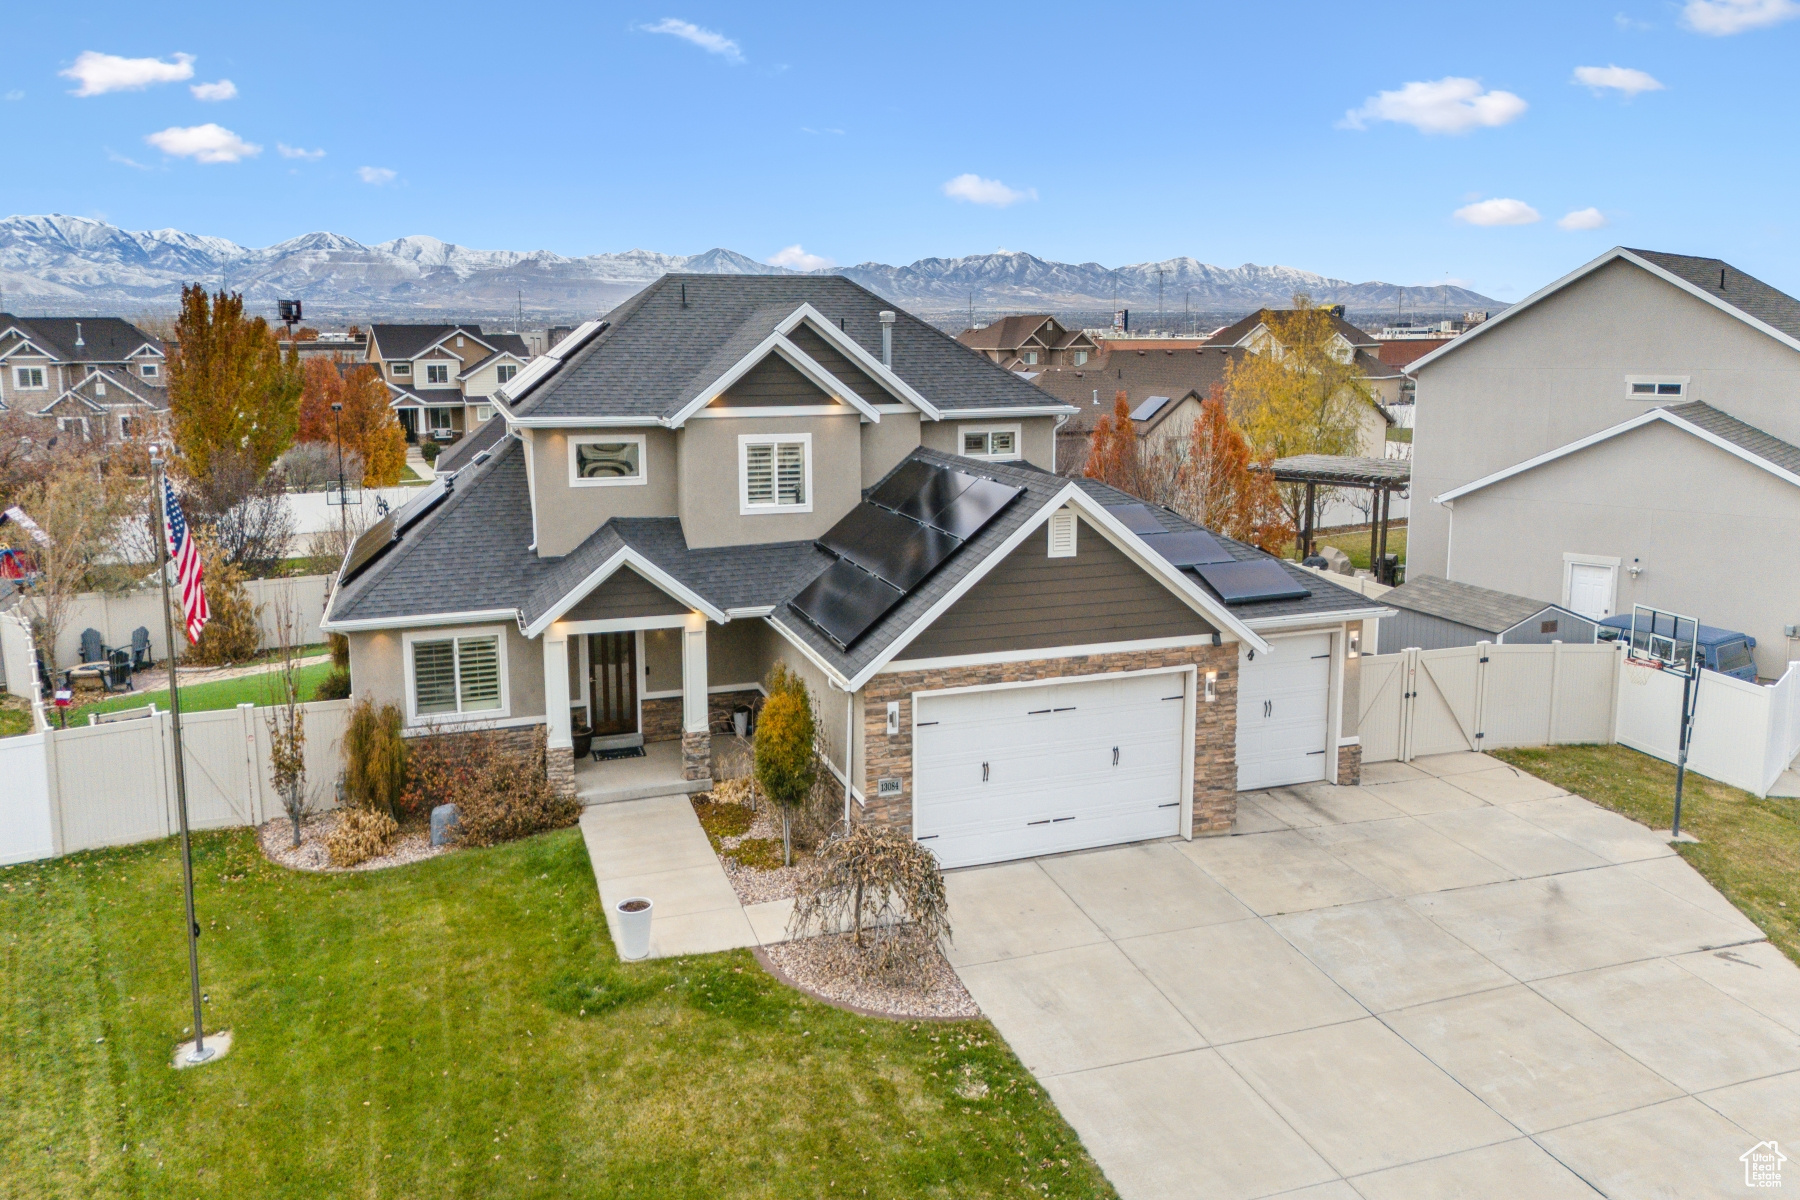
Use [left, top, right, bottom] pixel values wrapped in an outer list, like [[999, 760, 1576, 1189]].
[[1376, 574, 1600, 654]]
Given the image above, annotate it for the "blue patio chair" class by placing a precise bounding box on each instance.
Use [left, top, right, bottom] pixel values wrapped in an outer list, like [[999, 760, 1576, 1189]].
[[130, 627, 152, 671], [105, 648, 133, 693], [79, 627, 105, 665]]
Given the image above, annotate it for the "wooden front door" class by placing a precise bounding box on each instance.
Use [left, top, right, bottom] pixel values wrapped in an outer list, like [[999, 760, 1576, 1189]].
[[588, 633, 638, 737]]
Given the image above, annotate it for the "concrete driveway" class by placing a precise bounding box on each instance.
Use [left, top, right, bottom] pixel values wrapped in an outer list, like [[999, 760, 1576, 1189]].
[[944, 752, 1800, 1200]]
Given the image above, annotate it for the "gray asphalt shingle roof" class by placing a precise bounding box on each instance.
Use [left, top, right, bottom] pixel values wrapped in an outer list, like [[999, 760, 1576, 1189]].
[[507, 274, 1073, 422], [1628, 249, 1800, 344], [1664, 400, 1800, 478], [433, 416, 507, 473], [0, 314, 162, 362], [1379, 574, 1560, 634]]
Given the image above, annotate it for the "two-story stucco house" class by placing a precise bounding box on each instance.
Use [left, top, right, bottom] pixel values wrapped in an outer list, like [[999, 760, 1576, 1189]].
[[1409, 247, 1800, 678], [366, 323, 531, 444], [322, 275, 1382, 869], [0, 315, 167, 441]]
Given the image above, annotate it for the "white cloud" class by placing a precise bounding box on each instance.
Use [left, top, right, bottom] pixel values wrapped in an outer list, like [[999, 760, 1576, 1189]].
[[62, 51, 194, 97], [942, 173, 1037, 207], [1340, 76, 1528, 135], [766, 244, 835, 270], [190, 79, 237, 102], [144, 123, 260, 163], [278, 143, 325, 160], [1573, 65, 1664, 95], [1454, 198, 1542, 226], [4, 90, 23, 101], [638, 18, 743, 63], [1682, 0, 1800, 33], [358, 165, 397, 185], [106, 148, 151, 170], [1558, 207, 1610, 230]]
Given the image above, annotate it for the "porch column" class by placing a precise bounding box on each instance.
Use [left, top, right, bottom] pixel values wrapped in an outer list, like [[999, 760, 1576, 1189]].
[[542, 629, 576, 799], [680, 611, 711, 781]]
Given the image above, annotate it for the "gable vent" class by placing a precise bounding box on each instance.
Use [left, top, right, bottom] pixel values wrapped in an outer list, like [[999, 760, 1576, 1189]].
[[1047, 510, 1078, 558]]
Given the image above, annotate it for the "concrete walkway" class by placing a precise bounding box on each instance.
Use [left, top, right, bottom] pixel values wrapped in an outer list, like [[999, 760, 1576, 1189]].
[[946, 752, 1800, 1200], [579, 795, 800, 959]]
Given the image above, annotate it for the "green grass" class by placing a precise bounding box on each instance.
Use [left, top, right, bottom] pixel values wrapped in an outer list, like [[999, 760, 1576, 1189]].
[[0, 828, 1114, 1199], [55, 662, 337, 727], [1493, 744, 1800, 966], [1285, 525, 1408, 572], [0, 693, 33, 737]]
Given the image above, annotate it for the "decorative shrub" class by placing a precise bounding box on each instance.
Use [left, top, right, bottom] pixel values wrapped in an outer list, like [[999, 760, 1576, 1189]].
[[326, 807, 398, 867], [343, 695, 406, 819], [451, 728, 580, 848], [789, 825, 951, 985], [690, 796, 753, 851], [315, 668, 352, 700], [399, 729, 494, 819], [420, 441, 442, 465], [188, 550, 261, 665], [725, 838, 784, 871]]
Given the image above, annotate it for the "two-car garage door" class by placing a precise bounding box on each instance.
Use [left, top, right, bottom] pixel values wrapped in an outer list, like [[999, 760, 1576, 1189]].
[[912, 672, 1188, 869]]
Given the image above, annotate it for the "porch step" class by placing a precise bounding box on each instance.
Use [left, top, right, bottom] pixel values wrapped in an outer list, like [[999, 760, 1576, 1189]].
[[579, 776, 712, 806]]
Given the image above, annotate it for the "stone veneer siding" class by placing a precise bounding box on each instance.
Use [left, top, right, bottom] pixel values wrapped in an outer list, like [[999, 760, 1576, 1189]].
[[681, 730, 712, 782], [641, 697, 682, 743], [1337, 741, 1362, 788], [546, 744, 576, 799], [858, 643, 1239, 838]]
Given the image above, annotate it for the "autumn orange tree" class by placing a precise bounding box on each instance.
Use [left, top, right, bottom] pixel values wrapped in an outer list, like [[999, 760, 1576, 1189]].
[[1084, 388, 1291, 554], [166, 285, 303, 482], [297, 359, 407, 486]]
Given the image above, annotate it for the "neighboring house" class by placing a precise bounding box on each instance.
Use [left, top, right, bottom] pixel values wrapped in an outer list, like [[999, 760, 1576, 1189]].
[[322, 274, 1383, 869], [1376, 574, 1598, 654], [1206, 304, 1407, 413], [365, 324, 532, 443], [956, 315, 1099, 370], [1410, 246, 1800, 678], [0, 315, 167, 441], [1027, 343, 1248, 476]]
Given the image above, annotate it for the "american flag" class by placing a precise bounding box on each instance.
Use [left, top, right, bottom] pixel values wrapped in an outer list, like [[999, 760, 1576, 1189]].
[[162, 476, 210, 643]]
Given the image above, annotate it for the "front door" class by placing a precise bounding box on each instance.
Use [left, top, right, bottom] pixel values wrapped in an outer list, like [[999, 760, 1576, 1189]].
[[588, 632, 639, 740]]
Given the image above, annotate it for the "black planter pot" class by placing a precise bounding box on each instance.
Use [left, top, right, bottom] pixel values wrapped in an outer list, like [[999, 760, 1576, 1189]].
[[571, 728, 593, 760]]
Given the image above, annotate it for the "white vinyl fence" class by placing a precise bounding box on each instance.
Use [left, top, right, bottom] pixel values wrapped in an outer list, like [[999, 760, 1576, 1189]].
[[0, 698, 348, 866], [9, 573, 332, 673], [1359, 640, 1800, 798]]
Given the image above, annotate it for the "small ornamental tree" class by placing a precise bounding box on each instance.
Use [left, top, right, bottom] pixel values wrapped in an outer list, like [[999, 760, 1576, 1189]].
[[789, 825, 952, 984], [188, 545, 262, 665], [755, 662, 817, 867], [263, 598, 309, 846]]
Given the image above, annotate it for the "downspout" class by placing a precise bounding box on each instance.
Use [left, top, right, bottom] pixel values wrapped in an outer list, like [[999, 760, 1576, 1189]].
[[844, 687, 855, 828], [1052, 412, 1071, 473]]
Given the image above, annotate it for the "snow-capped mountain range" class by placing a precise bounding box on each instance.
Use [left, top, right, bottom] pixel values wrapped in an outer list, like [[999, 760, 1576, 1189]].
[[0, 214, 1499, 325]]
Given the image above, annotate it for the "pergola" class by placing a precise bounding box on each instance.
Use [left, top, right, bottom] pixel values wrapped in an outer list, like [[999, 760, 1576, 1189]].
[[1258, 454, 1411, 584]]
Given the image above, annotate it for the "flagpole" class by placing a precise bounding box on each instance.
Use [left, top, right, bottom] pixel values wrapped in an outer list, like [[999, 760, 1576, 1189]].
[[151, 446, 212, 1065]]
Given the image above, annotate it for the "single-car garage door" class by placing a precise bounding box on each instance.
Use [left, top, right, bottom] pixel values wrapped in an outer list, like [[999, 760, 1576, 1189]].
[[912, 671, 1189, 869], [1236, 632, 1333, 790]]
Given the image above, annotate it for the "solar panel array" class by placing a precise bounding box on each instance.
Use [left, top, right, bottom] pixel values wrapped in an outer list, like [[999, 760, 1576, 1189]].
[[1103, 502, 1311, 605], [790, 462, 1023, 650], [337, 477, 452, 586], [1194, 559, 1312, 604]]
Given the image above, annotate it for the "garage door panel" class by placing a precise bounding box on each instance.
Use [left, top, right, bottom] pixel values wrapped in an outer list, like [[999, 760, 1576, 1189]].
[[914, 672, 1187, 869], [1236, 633, 1333, 791]]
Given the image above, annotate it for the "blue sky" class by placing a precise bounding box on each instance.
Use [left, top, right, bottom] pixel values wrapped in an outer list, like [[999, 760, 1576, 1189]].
[[4, 0, 1799, 301]]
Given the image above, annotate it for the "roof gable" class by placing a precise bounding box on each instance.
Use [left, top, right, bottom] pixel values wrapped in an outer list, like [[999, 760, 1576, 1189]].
[[1435, 401, 1800, 502], [1409, 247, 1800, 374]]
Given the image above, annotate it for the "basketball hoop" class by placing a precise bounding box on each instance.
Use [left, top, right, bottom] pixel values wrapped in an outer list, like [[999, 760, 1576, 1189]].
[[1626, 604, 1701, 839]]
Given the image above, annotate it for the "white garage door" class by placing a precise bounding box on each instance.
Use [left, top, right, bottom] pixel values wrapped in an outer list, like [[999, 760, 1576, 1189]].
[[1236, 632, 1332, 790], [912, 672, 1188, 869]]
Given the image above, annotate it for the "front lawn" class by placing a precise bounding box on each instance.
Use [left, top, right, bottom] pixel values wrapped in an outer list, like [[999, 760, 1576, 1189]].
[[1494, 744, 1800, 965], [0, 828, 1114, 1199]]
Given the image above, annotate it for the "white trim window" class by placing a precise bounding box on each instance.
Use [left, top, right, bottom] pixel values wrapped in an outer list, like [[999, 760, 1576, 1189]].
[[569, 433, 647, 487], [57, 416, 90, 439], [139, 362, 159, 378], [960, 424, 1021, 461], [424, 362, 452, 386], [473, 403, 494, 423], [13, 366, 46, 390], [390, 361, 412, 377], [496, 364, 518, 384], [1072, 350, 1089, 366], [406, 627, 508, 722], [1625, 376, 1688, 399], [740, 433, 811, 513]]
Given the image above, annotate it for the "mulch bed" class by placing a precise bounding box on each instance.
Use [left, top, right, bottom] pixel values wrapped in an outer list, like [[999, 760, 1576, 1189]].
[[257, 812, 447, 873], [760, 931, 979, 1021]]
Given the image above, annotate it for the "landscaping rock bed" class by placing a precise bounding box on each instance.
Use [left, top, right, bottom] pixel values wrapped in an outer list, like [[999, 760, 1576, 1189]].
[[761, 932, 979, 1020], [258, 813, 446, 873], [692, 790, 809, 906]]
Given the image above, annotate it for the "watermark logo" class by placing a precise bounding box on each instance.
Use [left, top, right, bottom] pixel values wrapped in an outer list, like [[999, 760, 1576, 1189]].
[[1741, 1141, 1785, 1188]]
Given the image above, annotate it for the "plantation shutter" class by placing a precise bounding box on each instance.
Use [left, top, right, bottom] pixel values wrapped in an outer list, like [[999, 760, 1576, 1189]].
[[413, 640, 458, 714], [457, 635, 502, 712], [776, 442, 806, 506], [745, 443, 775, 506]]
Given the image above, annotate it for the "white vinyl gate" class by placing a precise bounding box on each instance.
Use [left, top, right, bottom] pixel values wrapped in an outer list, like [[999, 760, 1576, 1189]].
[[913, 669, 1191, 869]]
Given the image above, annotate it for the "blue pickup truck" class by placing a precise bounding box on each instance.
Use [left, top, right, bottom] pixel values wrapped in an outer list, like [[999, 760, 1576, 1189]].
[[1595, 614, 1760, 682]]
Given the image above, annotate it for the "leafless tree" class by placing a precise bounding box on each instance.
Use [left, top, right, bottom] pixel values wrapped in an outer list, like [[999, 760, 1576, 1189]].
[[180, 449, 295, 576], [263, 594, 310, 845]]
